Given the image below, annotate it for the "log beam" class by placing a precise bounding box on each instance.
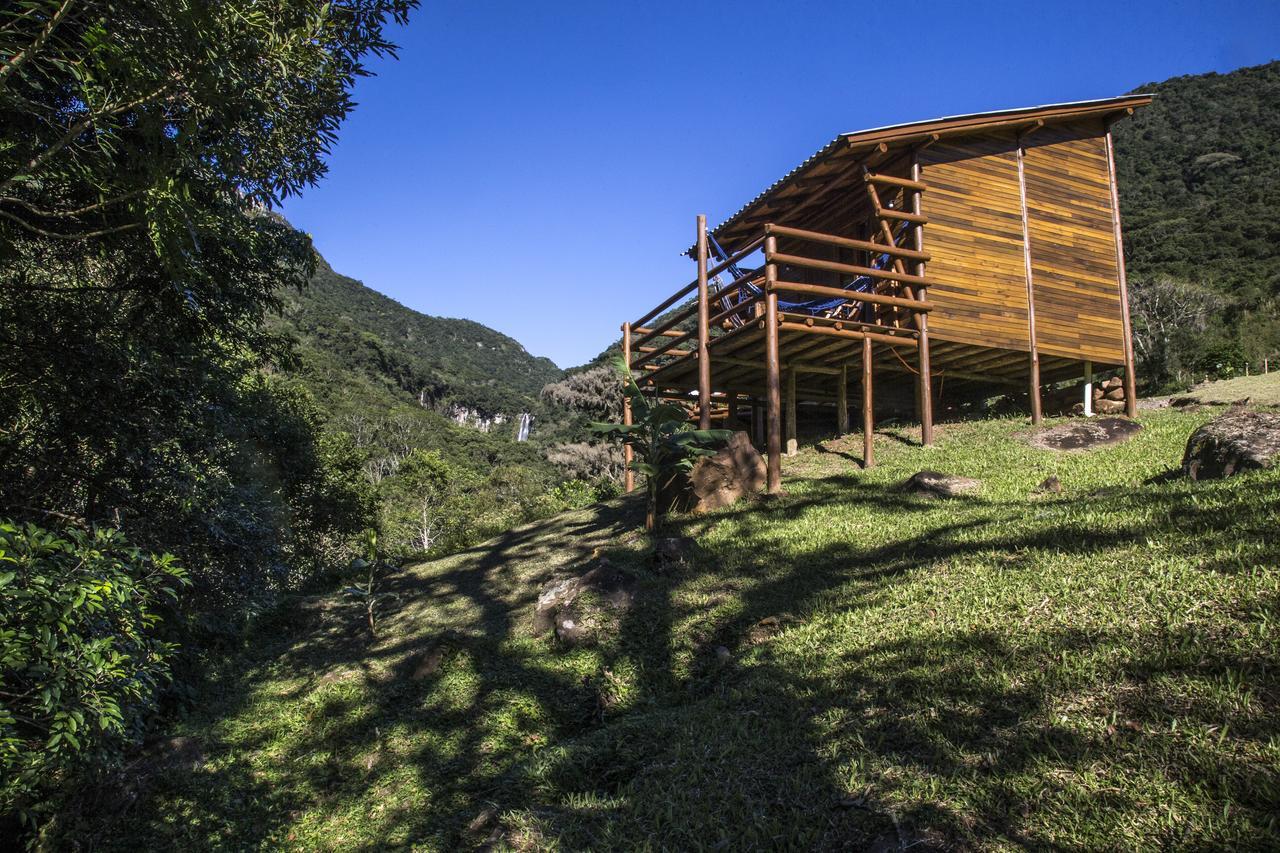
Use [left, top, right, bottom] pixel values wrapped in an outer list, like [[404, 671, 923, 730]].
[[837, 362, 849, 435], [622, 321, 634, 494], [764, 223, 930, 262], [1015, 132, 1043, 424], [764, 235, 782, 493], [696, 214, 711, 429], [862, 336, 875, 468]]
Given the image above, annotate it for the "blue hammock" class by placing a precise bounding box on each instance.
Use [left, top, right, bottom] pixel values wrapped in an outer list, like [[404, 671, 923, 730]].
[[706, 229, 908, 324]]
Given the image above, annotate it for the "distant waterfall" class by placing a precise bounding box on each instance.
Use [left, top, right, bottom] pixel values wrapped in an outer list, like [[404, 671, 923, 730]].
[[516, 412, 532, 442]]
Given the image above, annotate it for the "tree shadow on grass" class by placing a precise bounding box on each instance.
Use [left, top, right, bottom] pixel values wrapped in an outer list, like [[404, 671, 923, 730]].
[[75, 472, 1280, 850]]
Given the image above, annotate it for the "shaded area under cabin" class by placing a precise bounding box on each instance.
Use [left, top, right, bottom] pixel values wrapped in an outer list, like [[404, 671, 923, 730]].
[[620, 95, 1152, 493]]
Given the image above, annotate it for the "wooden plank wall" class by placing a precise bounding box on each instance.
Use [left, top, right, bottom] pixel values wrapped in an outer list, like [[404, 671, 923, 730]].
[[917, 125, 1126, 366], [918, 137, 1031, 352], [1022, 122, 1126, 364]]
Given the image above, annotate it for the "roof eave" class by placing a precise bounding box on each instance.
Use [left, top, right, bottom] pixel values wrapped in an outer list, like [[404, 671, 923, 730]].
[[683, 94, 1153, 257]]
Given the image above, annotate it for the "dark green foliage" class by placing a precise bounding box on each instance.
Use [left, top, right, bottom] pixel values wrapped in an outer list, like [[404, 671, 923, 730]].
[[0, 522, 188, 826], [0, 0, 415, 250], [0, 0, 418, 834], [267, 254, 597, 565], [1114, 60, 1280, 387]]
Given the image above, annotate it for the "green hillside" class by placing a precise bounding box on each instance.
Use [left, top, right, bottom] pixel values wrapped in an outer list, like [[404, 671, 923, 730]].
[[55, 404, 1280, 849], [1113, 60, 1280, 384], [1115, 60, 1280, 301], [279, 255, 563, 419]]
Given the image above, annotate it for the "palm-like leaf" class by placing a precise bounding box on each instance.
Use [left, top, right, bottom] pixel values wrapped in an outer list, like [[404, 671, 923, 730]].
[[590, 359, 733, 529]]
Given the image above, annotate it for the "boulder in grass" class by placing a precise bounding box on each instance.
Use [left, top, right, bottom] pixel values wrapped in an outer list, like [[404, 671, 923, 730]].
[[1029, 417, 1142, 452], [661, 431, 766, 514], [654, 535, 694, 570], [900, 470, 981, 498], [1182, 410, 1280, 481], [1034, 475, 1063, 494], [689, 431, 767, 511], [533, 560, 635, 645]]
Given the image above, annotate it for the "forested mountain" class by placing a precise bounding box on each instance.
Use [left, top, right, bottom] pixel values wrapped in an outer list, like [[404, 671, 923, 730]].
[[1113, 60, 1280, 385], [277, 254, 563, 422]]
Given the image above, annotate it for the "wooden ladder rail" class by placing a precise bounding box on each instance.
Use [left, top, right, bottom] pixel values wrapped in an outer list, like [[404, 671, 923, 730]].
[[862, 166, 935, 445]]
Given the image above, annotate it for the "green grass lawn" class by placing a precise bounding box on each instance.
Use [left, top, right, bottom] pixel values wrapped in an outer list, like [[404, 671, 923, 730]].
[[60, 407, 1280, 850], [1182, 371, 1280, 405]]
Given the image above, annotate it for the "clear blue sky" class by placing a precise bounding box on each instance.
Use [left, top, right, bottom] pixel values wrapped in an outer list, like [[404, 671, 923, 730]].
[[281, 0, 1279, 369]]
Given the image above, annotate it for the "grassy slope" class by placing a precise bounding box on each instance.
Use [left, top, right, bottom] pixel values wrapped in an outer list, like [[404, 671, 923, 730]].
[[79, 407, 1278, 850], [1182, 371, 1280, 406]]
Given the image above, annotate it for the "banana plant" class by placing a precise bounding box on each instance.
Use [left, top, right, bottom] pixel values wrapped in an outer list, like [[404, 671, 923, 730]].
[[591, 359, 731, 531]]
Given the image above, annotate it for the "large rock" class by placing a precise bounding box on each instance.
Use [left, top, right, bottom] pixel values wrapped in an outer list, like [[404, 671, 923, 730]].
[[690, 431, 766, 510], [1029, 416, 1142, 452], [1182, 411, 1280, 480], [899, 470, 981, 498], [532, 560, 635, 646], [660, 431, 766, 514]]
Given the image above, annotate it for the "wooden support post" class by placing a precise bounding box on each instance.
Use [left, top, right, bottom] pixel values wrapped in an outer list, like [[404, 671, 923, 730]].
[[1105, 130, 1139, 418], [752, 398, 764, 446], [1015, 133, 1043, 425], [764, 236, 782, 493], [696, 214, 712, 429], [911, 154, 934, 445], [726, 393, 738, 430], [622, 322, 634, 493], [862, 336, 875, 468], [1083, 360, 1094, 417], [785, 367, 797, 456], [837, 362, 849, 435]]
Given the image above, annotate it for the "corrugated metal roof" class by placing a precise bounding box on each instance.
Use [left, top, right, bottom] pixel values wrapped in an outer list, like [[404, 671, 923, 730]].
[[693, 94, 1153, 251]]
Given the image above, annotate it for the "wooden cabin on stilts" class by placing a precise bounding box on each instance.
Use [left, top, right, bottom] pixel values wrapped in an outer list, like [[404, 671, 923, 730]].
[[621, 96, 1151, 493]]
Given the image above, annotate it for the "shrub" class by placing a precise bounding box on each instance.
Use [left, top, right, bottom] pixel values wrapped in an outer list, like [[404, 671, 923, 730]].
[[540, 365, 623, 420], [545, 441, 625, 483], [0, 522, 188, 828], [591, 362, 729, 530], [538, 480, 597, 515]]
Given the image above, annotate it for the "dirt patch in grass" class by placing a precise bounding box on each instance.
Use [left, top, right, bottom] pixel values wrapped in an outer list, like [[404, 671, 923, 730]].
[[1028, 416, 1143, 452]]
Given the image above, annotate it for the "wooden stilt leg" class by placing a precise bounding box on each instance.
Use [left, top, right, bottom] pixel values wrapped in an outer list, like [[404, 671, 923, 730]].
[[918, 325, 934, 445], [726, 393, 738, 431], [1083, 360, 1094, 417], [862, 336, 875, 468], [785, 367, 797, 457], [622, 322, 634, 494], [695, 215, 712, 429], [837, 362, 849, 435], [764, 237, 782, 493], [1016, 132, 1043, 426], [1105, 130, 1139, 419], [1029, 355, 1043, 425], [911, 155, 934, 446]]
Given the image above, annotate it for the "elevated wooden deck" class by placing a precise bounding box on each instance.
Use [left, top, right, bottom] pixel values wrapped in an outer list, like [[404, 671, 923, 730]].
[[620, 98, 1147, 494]]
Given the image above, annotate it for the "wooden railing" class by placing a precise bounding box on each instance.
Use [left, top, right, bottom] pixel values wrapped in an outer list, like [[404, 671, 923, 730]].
[[623, 220, 933, 393], [619, 163, 939, 495], [621, 196, 937, 491]]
